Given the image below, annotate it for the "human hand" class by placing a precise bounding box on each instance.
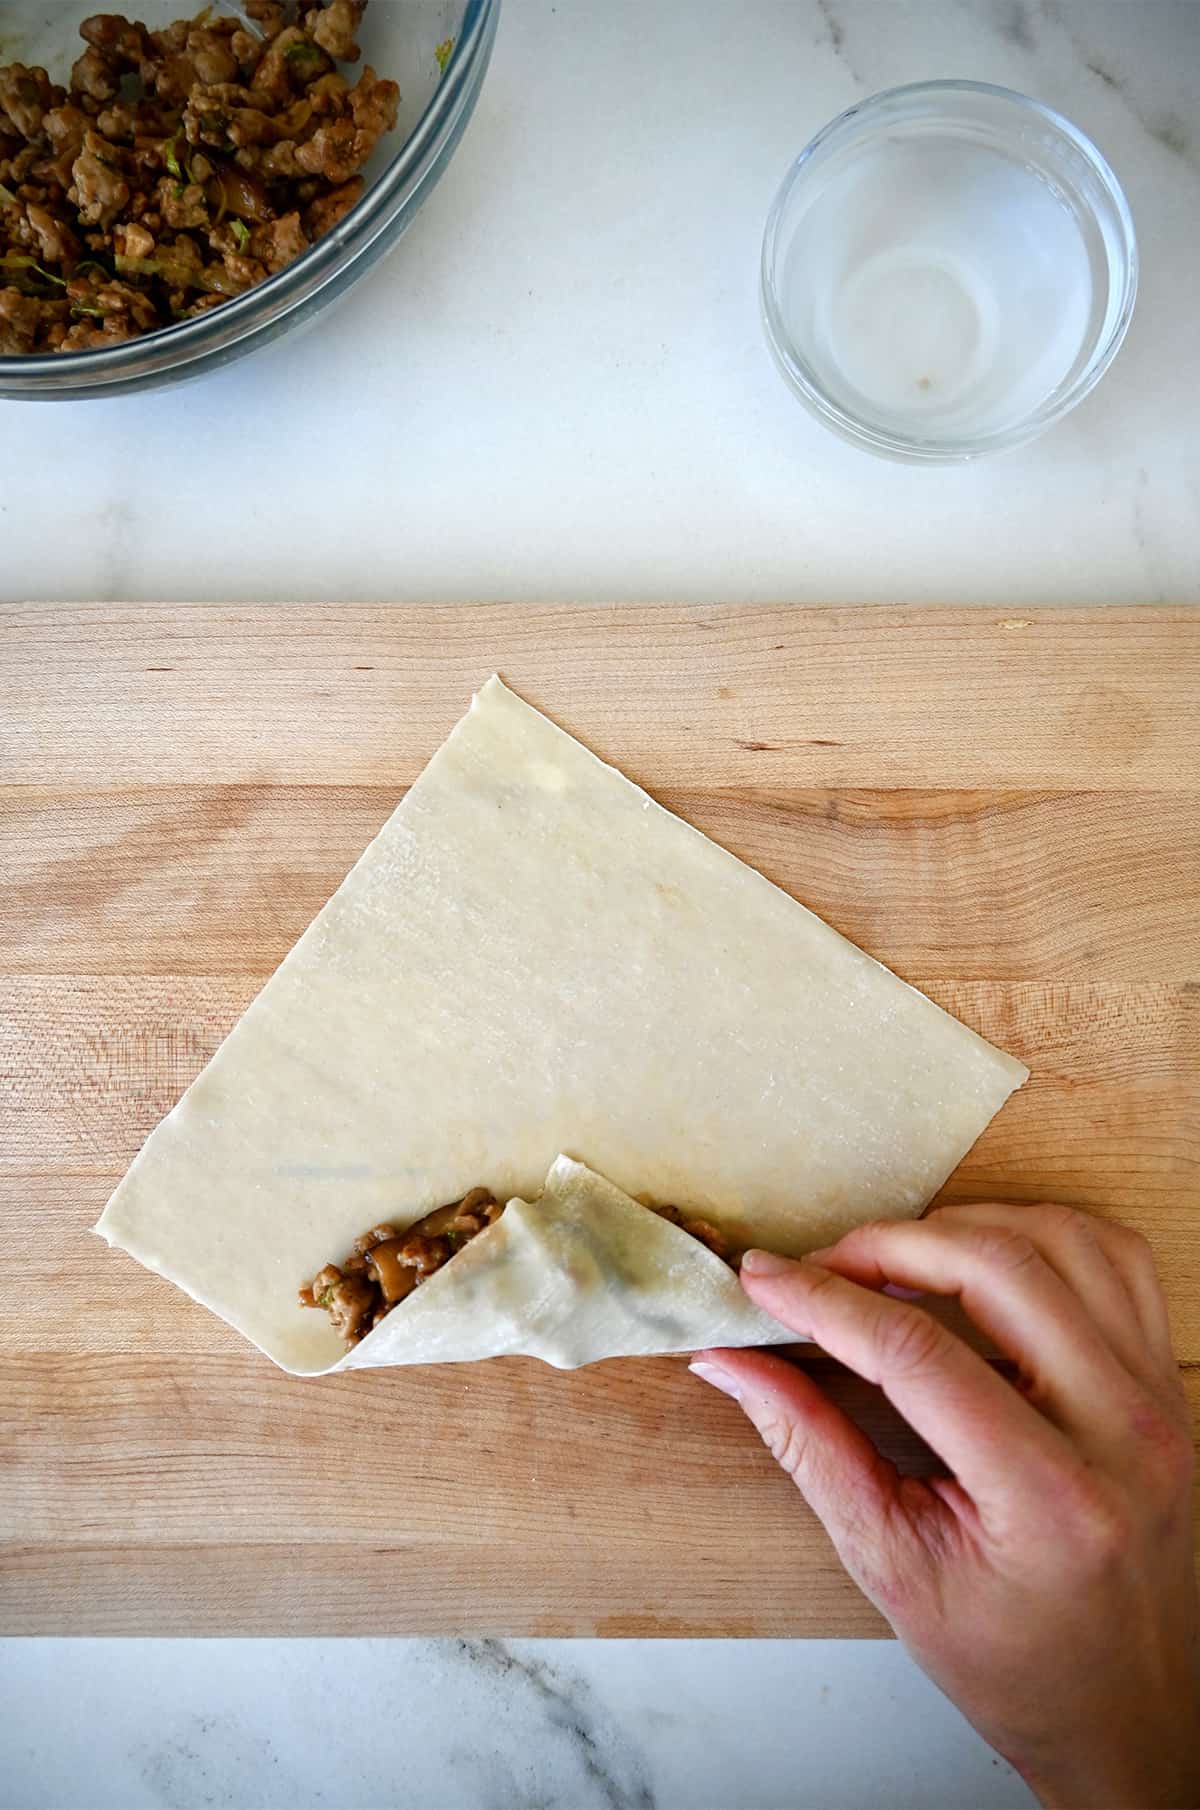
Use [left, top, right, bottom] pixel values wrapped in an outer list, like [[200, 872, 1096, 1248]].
[[691, 1203, 1200, 1809]]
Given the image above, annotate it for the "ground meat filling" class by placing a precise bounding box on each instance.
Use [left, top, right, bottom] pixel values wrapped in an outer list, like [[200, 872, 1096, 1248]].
[[301, 1187, 735, 1349], [0, 1, 399, 353]]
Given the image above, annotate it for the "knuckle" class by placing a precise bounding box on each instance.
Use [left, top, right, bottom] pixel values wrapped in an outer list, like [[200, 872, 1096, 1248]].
[[1132, 1399, 1195, 1493], [963, 1223, 1040, 1274], [1079, 1502, 1130, 1569], [1054, 1407, 1195, 1570], [857, 1218, 901, 1240], [1027, 1200, 1093, 1237], [1094, 1212, 1132, 1246], [874, 1302, 946, 1379], [755, 1406, 812, 1482], [1103, 1220, 1167, 1291], [1057, 1470, 1129, 1569], [1046, 1204, 1099, 1247], [1110, 1221, 1154, 1268], [825, 1220, 885, 1258], [1041, 1202, 1084, 1229], [801, 1263, 844, 1307]]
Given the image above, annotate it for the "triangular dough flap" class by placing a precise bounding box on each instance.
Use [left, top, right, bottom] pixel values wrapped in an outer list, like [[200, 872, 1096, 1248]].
[[327, 1156, 792, 1375]]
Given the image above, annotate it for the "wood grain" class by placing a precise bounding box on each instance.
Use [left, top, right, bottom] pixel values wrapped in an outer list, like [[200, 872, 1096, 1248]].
[[3, 604, 1196, 788], [1, 603, 1197, 1636], [2, 1356, 1198, 1637], [3, 787, 1198, 980]]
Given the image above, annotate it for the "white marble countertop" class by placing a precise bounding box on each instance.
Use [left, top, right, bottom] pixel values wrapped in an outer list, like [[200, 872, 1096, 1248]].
[[2, 1638, 1035, 1810], [4, 4, 1197, 1807], [2, 0, 1198, 606]]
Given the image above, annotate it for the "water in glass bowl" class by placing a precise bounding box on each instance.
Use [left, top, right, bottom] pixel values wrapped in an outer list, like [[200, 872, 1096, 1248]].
[[779, 135, 1101, 440]]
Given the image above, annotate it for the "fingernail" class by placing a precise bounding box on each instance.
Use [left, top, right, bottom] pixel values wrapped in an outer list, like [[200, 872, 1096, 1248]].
[[689, 1359, 743, 1402], [740, 1248, 795, 1278], [804, 1244, 834, 1263]]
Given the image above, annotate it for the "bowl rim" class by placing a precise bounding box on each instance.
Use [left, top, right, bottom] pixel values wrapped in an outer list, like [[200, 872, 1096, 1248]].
[[759, 78, 1139, 463], [0, 0, 496, 386]]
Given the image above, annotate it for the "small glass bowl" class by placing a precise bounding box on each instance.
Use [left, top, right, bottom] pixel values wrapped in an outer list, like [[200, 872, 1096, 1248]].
[[761, 81, 1137, 462], [0, 0, 498, 399]]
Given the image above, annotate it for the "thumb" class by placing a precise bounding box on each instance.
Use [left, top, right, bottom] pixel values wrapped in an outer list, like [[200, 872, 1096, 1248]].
[[691, 1346, 901, 1570]]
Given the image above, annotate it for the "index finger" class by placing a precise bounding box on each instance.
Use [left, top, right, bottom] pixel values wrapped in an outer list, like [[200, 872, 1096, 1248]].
[[739, 1249, 1070, 1515]]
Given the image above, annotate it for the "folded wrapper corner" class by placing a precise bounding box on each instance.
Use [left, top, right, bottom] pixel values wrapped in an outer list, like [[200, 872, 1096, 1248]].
[[324, 1156, 791, 1374], [95, 676, 1028, 1374]]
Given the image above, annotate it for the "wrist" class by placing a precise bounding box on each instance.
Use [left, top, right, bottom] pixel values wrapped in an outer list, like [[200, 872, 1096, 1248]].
[[1013, 1713, 1200, 1810]]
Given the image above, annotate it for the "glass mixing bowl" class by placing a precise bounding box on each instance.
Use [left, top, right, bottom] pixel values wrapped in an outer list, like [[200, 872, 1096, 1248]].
[[0, 0, 498, 398]]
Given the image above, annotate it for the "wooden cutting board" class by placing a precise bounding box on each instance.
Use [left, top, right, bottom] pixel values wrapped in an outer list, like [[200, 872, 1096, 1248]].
[[2, 603, 1198, 1637]]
